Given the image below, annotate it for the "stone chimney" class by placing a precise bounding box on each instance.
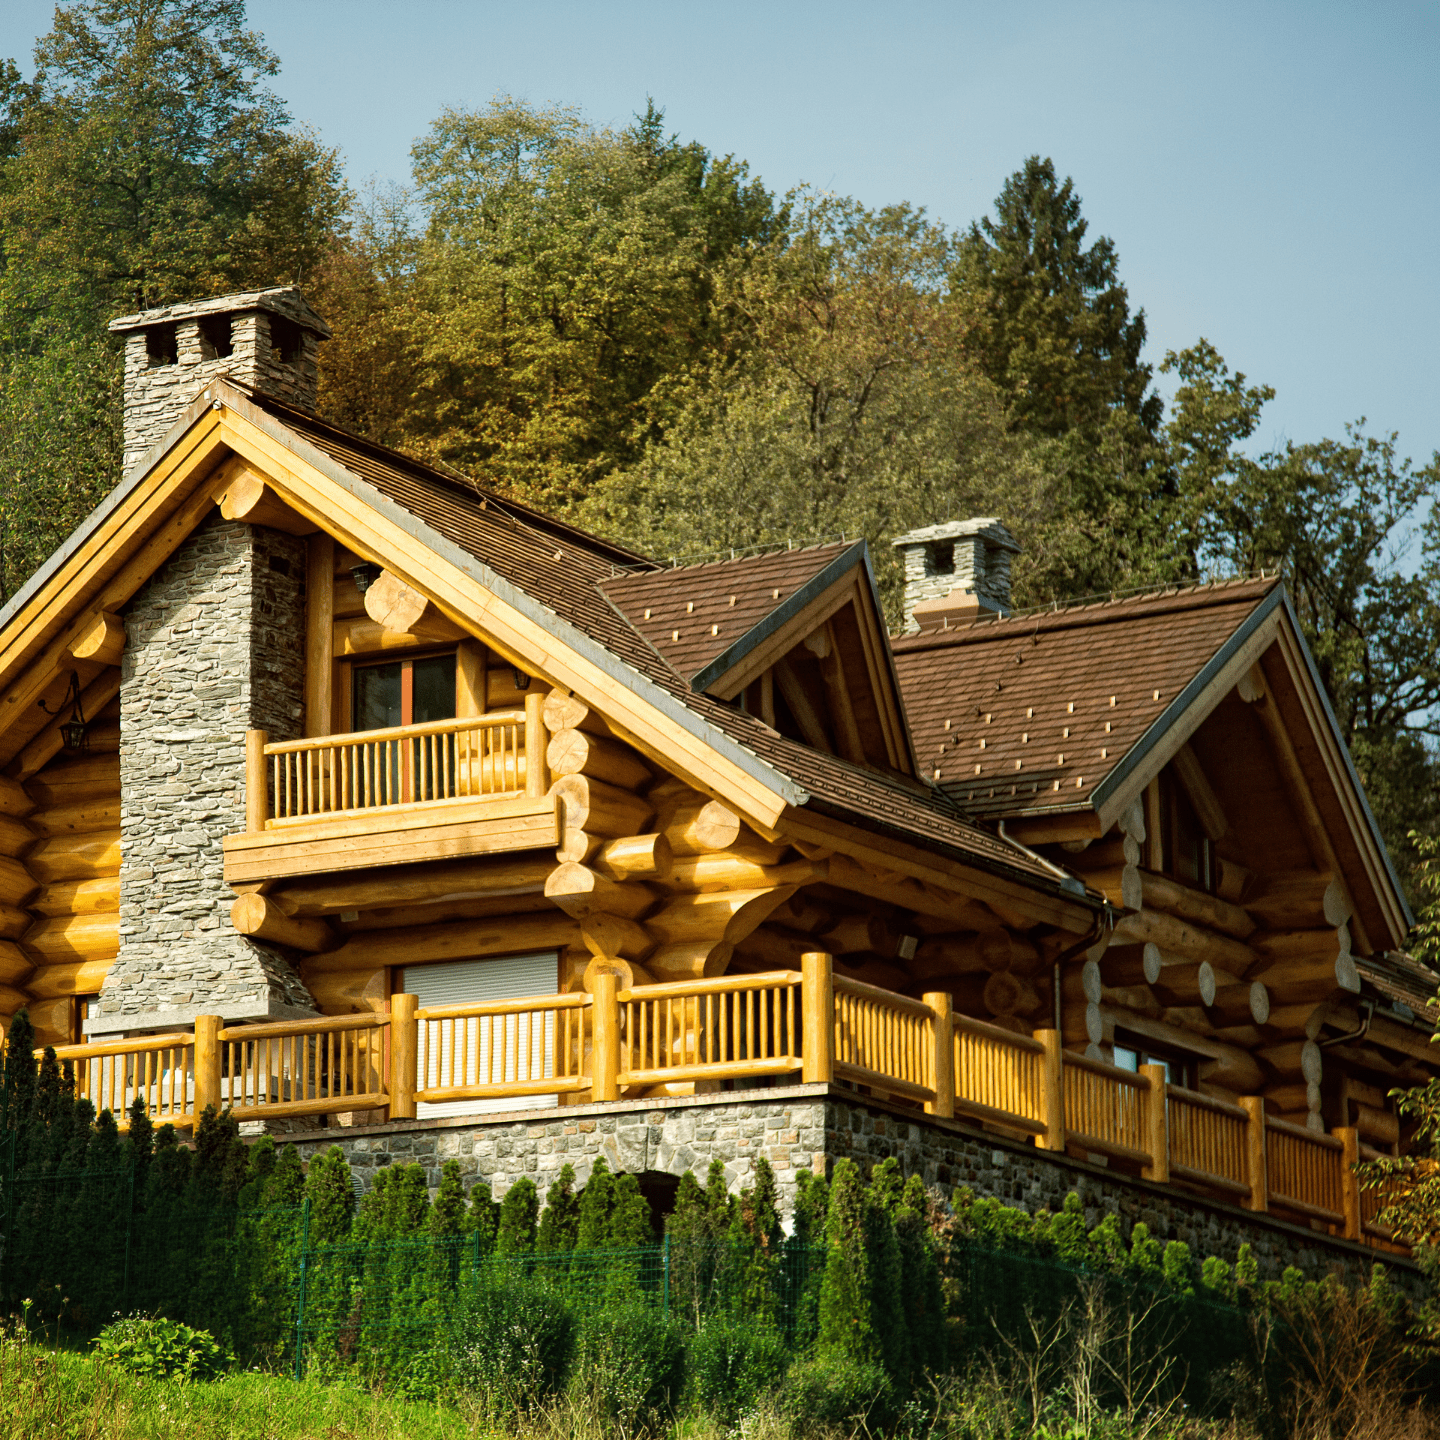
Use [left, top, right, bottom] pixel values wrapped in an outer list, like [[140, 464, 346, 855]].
[[891, 518, 1020, 633], [108, 287, 330, 475]]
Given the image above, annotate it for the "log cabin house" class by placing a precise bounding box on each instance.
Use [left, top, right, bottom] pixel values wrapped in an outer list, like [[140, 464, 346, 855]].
[[0, 287, 1430, 1250]]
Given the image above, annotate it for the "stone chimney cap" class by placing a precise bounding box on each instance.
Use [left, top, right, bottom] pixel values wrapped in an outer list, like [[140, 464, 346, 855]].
[[891, 517, 1019, 552], [108, 286, 331, 340]]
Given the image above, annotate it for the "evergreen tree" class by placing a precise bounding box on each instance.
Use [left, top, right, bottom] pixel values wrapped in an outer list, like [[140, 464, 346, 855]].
[[607, 1172, 654, 1247], [727, 1156, 783, 1324], [575, 1157, 616, 1250], [536, 1163, 581, 1253], [894, 1175, 948, 1376], [467, 1180, 499, 1257], [792, 1168, 829, 1246], [0, 1009, 36, 1134], [303, 1145, 356, 1244], [423, 1159, 469, 1292], [818, 1159, 876, 1365], [495, 1176, 538, 1256]]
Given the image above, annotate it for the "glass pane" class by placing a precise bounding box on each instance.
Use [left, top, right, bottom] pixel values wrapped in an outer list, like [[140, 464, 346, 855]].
[[1113, 1046, 1139, 1073], [413, 654, 457, 724], [353, 663, 403, 731]]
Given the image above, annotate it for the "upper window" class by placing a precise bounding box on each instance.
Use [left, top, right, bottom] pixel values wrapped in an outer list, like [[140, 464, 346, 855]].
[[352, 652, 456, 732], [145, 324, 178, 367], [1158, 769, 1212, 893]]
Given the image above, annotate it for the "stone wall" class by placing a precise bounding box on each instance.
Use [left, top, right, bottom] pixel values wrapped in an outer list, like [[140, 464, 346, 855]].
[[284, 1084, 1413, 1288], [93, 513, 315, 1033]]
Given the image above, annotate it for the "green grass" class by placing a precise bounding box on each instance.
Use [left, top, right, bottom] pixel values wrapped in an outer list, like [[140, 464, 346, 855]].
[[0, 1335, 492, 1440]]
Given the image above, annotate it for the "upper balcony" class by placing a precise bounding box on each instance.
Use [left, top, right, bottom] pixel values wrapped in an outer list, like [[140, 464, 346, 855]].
[[223, 690, 558, 885]]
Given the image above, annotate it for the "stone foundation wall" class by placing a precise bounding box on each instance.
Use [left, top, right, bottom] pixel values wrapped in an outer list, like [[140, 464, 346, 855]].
[[95, 513, 315, 1033], [284, 1085, 1414, 1289]]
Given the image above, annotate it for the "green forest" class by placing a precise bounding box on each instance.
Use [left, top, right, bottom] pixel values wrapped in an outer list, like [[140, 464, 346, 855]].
[[1, 0, 1438, 895]]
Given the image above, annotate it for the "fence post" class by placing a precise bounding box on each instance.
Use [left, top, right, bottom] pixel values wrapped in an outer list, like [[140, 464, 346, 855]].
[[801, 952, 834, 1085], [592, 970, 620, 1102], [293, 1197, 310, 1382], [524, 689, 547, 798], [1035, 1028, 1065, 1152], [389, 993, 418, 1119], [1241, 1096, 1268, 1212], [923, 991, 954, 1118], [1335, 1125, 1361, 1240], [193, 1015, 222, 1118], [1140, 1065, 1169, 1182], [245, 729, 269, 831]]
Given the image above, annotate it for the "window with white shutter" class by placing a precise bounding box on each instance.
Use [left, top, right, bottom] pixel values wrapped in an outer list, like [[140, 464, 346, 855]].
[[402, 952, 561, 1118]]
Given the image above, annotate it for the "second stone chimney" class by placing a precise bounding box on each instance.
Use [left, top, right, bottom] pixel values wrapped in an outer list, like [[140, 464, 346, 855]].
[[892, 518, 1020, 633], [108, 287, 330, 474]]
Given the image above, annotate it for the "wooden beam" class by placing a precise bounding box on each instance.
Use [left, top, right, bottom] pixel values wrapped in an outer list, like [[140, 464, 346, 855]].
[[217, 461, 318, 534], [333, 614, 468, 655], [1004, 811, 1103, 847], [310, 911, 581, 971], [773, 656, 832, 753], [1171, 742, 1227, 841], [544, 864, 656, 920], [1249, 673, 1370, 954], [304, 533, 334, 738], [68, 612, 124, 667], [231, 893, 337, 952], [1138, 871, 1254, 939], [456, 639, 486, 719], [809, 621, 865, 765], [266, 854, 554, 916]]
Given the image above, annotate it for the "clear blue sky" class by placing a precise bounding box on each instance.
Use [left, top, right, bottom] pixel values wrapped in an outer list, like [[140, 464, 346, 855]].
[[3, 1, 1436, 466]]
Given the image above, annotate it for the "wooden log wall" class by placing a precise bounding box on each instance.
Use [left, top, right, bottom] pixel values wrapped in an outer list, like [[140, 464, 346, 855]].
[[0, 692, 122, 1046]]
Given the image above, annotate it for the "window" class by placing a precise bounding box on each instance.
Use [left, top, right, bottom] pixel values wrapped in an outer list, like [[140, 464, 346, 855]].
[[402, 953, 560, 1118], [352, 651, 456, 802], [1113, 1036, 1193, 1090], [1158, 770, 1212, 893], [269, 314, 302, 364]]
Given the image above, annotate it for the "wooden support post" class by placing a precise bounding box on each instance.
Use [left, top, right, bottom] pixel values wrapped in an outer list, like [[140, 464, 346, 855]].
[[1141, 1064, 1169, 1182], [390, 992, 418, 1120], [924, 990, 954, 1118], [524, 689, 547, 799], [1335, 1125, 1361, 1240], [1036, 1029, 1065, 1152], [245, 730, 269, 832], [193, 1015, 222, 1118], [802, 951, 834, 1084], [1242, 1096, 1268, 1212], [591, 969, 620, 1102]]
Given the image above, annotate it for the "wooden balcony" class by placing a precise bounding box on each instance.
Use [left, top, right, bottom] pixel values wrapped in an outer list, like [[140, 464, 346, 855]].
[[223, 692, 558, 884], [34, 955, 1401, 1253]]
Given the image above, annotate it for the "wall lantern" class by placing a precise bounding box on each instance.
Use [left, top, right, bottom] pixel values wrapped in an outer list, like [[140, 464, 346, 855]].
[[40, 670, 88, 751], [350, 562, 383, 594], [511, 668, 531, 691]]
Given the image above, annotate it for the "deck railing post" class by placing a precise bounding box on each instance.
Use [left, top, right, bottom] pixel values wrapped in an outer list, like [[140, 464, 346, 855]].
[[524, 690, 547, 798], [245, 729, 269, 831], [1035, 1028, 1065, 1151], [923, 991, 954, 1118], [1241, 1096, 1268, 1212], [592, 970, 620, 1102], [801, 952, 834, 1085], [193, 1015, 222, 1118], [1335, 1125, 1361, 1240], [390, 993, 418, 1119], [1141, 1065, 1169, 1182]]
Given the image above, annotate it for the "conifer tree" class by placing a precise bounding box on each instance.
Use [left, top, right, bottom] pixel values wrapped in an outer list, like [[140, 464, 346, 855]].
[[467, 1180, 499, 1256], [424, 1159, 469, 1291], [303, 1145, 356, 1244], [792, 1167, 829, 1245], [818, 1159, 876, 1364], [894, 1175, 947, 1376], [576, 1156, 616, 1250], [495, 1176, 539, 1255], [537, 1163, 581, 1253], [608, 1172, 654, 1247], [0, 1009, 37, 1134]]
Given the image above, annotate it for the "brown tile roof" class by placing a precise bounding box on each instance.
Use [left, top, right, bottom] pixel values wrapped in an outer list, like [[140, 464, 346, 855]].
[[1357, 952, 1440, 1029], [254, 398, 1078, 898], [600, 544, 856, 688], [891, 577, 1282, 819]]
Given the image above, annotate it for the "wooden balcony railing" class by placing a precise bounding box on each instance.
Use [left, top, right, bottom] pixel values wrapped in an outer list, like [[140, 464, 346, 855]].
[[251, 706, 545, 827], [23, 950, 1400, 1252]]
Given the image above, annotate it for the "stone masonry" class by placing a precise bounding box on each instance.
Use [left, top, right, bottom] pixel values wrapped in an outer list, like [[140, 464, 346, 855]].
[[92, 512, 316, 1034], [891, 518, 1021, 631], [108, 288, 330, 474], [285, 1085, 1416, 1291]]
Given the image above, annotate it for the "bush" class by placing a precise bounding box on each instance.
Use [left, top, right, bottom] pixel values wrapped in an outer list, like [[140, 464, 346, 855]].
[[446, 1277, 573, 1411], [781, 1353, 894, 1432], [93, 1315, 227, 1381], [573, 1301, 685, 1430], [686, 1313, 788, 1424]]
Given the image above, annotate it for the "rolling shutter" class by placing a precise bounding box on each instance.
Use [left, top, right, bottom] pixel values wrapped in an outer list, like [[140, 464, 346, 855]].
[[402, 952, 560, 1119]]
